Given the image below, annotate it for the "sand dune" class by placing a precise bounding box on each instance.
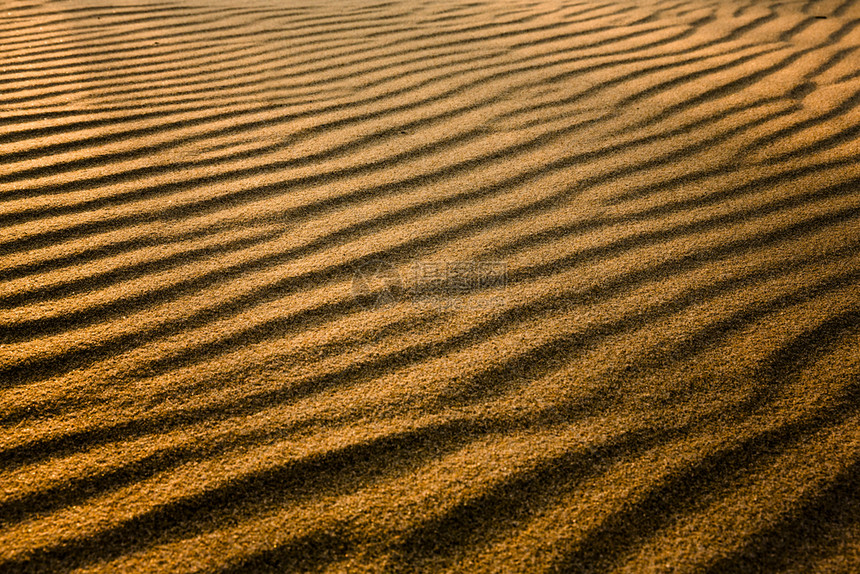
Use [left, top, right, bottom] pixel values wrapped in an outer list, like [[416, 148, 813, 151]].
[[1, 0, 859, 571]]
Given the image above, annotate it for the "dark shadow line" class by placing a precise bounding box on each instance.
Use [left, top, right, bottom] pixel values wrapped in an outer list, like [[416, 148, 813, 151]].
[[626, 47, 808, 133], [0, 222, 255, 283], [701, 453, 860, 574], [381, 426, 676, 571], [228, 425, 671, 573], [734, 308, 860, 416], [0, 0, 766, 199], [738, 82, 860, 159], [4, 202, 856, 470], [3, 156, 855, 394], [0, 228, 284, 310], [550, 383, 860, 572], [0, 417, 520, 572]]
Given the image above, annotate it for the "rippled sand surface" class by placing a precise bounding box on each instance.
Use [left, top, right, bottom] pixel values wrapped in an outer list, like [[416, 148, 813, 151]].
[[1, 0, 859, 571]]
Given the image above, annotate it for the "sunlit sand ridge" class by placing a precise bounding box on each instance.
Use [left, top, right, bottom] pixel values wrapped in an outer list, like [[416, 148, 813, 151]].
[[1, 0, 859, 571]]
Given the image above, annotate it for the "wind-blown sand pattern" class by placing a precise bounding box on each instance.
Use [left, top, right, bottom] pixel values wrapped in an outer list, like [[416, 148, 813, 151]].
[[1, 0, 859, 571]]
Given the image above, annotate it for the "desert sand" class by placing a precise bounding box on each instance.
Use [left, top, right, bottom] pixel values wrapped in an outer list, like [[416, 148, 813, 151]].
[[1, 0, 859, 571]]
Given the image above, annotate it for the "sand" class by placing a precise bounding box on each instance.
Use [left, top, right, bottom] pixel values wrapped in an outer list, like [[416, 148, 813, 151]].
[[1, 0, 859, 571]]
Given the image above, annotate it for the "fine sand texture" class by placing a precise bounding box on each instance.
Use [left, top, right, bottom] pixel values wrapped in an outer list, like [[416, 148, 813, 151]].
[[1, 0, 859, 571]]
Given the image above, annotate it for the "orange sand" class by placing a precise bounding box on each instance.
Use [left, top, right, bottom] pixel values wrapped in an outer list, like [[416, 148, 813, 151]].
[[1, 0, 859, 571]]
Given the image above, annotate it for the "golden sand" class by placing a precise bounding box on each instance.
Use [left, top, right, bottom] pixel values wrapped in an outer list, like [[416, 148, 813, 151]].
[[1, 0, 859, 571]]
